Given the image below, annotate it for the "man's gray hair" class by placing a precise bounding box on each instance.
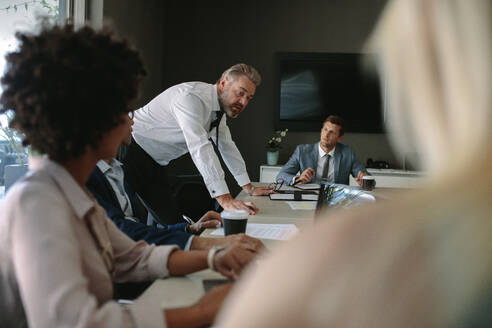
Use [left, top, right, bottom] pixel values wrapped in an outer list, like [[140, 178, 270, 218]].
[[220, 63, 262, 86]]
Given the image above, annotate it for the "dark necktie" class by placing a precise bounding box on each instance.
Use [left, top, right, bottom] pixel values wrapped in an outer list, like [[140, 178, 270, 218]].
[[209, 111, 224, 147], [321, 154, 331, 182]]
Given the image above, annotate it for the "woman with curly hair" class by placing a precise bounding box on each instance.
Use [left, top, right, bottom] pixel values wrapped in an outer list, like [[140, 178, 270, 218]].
[[0, 24, 254, 328]]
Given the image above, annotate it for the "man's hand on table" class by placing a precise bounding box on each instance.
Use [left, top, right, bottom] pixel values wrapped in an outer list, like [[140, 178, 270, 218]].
[[190, 233, 265, 252], [188, 211, 222, 234], [216, 193, 258, 214], [243, 183, 275, 196], [251, 186, 276, 196], [294, 168, 315, 185], [222, 233, 264, 252]]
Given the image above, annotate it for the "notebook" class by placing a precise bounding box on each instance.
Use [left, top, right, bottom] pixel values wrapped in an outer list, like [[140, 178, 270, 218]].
[[270, 192, 318, 201], [294, 183, 321, 190]]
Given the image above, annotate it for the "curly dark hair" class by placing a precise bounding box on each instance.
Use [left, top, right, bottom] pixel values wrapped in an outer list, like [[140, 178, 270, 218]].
[[0, 24, 146, 161]]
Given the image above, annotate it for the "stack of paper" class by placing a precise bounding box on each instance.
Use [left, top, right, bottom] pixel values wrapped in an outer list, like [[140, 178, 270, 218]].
[[210, 223, 298, 240]]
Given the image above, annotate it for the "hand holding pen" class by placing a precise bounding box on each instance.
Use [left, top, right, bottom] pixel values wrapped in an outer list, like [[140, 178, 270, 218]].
[[183, 211, 222, 234], [294, 167, 315, 185]]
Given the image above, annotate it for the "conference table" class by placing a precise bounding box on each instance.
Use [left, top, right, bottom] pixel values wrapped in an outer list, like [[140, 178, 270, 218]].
[[137, 183, 316, 308], [137, 183, 403, 308]]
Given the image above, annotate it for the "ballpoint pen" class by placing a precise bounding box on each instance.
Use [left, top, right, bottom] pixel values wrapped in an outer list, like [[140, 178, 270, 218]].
[[182, 215, 195, 225], [184, 214, 222, 228], [182, 215, 198, 233]]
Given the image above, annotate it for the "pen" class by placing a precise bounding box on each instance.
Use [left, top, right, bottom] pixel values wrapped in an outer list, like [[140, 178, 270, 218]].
[[182, 215, 195, 225]]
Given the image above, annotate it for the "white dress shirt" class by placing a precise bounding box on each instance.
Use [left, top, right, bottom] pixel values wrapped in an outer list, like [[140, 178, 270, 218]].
[[315, 143, 336, 183], [0, 158, 177, 328], [97, 159, 135, 221], [132, 82, 250, 197]]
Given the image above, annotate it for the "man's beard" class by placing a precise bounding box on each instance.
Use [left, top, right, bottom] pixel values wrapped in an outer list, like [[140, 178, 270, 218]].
[[218, 88, 239, 118]]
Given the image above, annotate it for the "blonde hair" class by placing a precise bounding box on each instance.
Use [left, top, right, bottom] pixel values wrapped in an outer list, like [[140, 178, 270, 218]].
[[369, 0, 492, 174]]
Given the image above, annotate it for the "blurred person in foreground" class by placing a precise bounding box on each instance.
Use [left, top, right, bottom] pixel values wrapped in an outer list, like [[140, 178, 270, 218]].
[[0, 24, 255, 328], [216, 0, 492, 327]]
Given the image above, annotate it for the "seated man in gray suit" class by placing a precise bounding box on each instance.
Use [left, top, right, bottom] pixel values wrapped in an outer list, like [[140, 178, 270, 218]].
[[277, 115, 368, 186]]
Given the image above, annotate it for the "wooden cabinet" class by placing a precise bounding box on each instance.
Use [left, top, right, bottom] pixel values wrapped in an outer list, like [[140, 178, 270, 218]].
[[349, 168, 424, 188]]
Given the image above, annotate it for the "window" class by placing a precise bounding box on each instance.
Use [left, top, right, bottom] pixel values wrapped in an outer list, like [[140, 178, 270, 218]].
[[0, 0, 103, 198], [0, 0, 60, 197]]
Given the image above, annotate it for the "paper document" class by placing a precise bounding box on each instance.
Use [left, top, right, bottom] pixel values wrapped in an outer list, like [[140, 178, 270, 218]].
[[270, 193, 318, 201], [210, 223, 298, 240], [286, 201, 317, 210], [294, 183, 321, 190]]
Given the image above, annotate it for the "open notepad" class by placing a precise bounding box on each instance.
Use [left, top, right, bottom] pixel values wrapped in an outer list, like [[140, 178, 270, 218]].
[[210, 223, 298, 240]]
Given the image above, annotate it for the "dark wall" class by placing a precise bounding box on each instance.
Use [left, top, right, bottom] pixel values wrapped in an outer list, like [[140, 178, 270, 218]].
[[161, 0, 395, 196], [103, 0, 165, 106], [104, 0, 397, 197]]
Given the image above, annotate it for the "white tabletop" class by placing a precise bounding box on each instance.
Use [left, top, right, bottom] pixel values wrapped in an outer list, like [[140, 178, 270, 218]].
[[137, 184, 406, 309], [138, 269, 225, 309], [228, 185, 314, 225]]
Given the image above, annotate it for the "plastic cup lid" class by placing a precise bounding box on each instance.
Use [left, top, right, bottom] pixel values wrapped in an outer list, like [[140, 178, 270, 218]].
[[221, 210, 249, 219]]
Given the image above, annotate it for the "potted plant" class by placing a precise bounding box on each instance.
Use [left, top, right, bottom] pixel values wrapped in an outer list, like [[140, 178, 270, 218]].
[[265, 129, 288, 165]]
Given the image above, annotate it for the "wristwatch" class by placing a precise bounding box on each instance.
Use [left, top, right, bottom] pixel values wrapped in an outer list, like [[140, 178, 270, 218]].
[[247, 186, 255, 196]]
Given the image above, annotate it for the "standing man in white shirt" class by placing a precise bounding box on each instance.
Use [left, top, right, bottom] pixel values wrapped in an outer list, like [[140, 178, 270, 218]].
[[123, 63, 273, 225]]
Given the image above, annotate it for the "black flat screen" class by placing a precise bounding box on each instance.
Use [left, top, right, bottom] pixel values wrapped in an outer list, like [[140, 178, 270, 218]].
[[275, 52, 385, 133]]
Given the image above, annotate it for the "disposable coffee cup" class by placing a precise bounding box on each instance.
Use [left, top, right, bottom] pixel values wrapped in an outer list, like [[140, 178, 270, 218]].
[[362, 176, 376, 191], [221, 210, 248, 236]]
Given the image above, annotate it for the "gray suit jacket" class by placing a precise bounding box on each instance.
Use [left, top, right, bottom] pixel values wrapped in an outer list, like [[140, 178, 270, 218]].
[[276, 142, 367, 185]]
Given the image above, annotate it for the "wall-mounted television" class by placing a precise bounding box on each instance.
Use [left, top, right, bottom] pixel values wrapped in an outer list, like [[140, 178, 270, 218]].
[[275, 52, 385, 133]]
